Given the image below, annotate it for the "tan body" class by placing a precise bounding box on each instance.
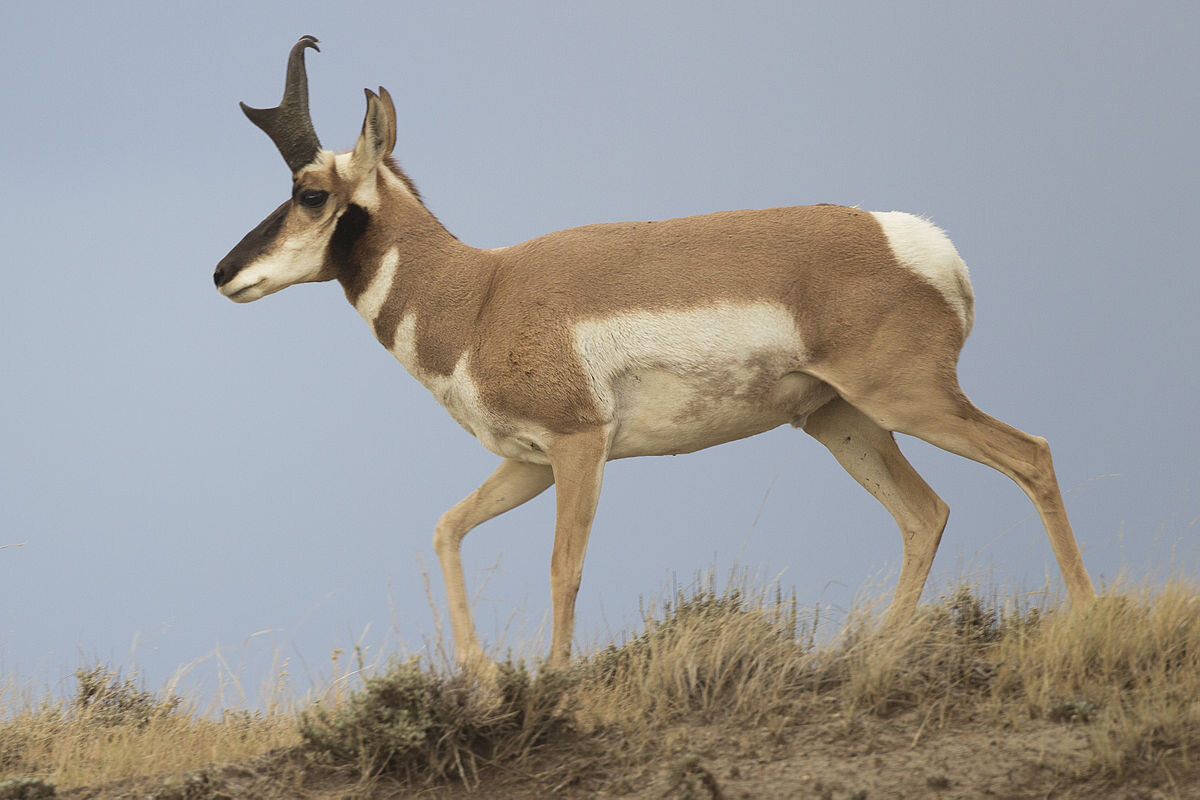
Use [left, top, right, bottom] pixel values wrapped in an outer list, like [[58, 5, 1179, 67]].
[[216, 39, 1096, 670]]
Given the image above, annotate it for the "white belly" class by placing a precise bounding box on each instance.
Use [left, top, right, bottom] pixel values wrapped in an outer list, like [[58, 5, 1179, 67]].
[[372, 295, 833, 463], [573, 302, 829, 459], [607, 367, 832, 458]]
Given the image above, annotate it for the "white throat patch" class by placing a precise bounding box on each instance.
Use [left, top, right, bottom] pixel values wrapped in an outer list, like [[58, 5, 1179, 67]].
[[353, 247, 400, 325]]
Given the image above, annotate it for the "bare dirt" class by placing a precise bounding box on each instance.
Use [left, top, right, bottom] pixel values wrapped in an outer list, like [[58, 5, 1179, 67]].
[[59, 707, 1198, 800]]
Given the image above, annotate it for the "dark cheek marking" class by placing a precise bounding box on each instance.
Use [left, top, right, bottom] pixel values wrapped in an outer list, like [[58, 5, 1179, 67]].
[[330, 204, 369, 255], [331, 204, 371, 301]]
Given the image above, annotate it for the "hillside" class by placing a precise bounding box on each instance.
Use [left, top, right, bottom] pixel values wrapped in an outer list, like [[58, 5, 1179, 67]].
[[4, 582, 1198, 799]]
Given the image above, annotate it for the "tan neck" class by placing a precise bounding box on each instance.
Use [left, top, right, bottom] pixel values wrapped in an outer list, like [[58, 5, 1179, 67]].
[[337, 181, 494, 377]]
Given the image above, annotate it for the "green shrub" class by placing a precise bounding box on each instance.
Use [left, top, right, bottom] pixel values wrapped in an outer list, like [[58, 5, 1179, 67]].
[[299, 657, 570, 783]]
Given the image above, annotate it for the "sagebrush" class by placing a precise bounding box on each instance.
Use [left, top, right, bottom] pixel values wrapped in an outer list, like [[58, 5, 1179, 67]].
[[2, 579, 1197, 795]]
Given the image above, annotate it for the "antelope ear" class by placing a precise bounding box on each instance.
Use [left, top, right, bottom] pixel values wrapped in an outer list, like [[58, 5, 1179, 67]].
[[378, 86, 398, 157], [347, 87, 396, 179]]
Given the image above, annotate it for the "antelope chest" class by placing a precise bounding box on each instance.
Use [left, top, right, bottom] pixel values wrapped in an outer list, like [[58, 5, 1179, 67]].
[[383, 314, 547, 461], [349, 256, 542, 460]]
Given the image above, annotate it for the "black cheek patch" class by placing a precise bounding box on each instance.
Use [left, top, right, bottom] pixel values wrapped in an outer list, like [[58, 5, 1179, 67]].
[[330, 204, 371, 295], [330, 204, 369, 258]]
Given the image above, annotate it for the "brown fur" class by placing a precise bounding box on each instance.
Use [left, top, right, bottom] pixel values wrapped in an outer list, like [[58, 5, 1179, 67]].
[[218, 59, 1096, 671], [348, 193, 963, 435]]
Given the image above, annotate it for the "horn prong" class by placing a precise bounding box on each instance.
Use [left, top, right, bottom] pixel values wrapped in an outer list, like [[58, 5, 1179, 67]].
[[241, 36, 323, 174]]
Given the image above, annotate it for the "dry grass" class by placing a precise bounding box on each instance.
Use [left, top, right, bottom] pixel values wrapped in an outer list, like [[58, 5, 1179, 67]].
[[987, 581, 1200, 772], [2, 577, 1198, 796], [575, 583, 812, 729], [0, 666, 299, 792]]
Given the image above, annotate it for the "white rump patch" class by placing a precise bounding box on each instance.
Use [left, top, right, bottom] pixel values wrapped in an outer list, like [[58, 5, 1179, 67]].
[[871, 211, 975, 335]]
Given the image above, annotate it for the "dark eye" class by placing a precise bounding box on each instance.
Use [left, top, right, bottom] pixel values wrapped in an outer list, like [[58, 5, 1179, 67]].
[[298, 190, 328, 208]]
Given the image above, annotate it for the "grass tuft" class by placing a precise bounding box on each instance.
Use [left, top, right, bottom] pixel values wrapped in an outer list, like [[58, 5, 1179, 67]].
[[579, 582, 808, 728], [70, 665, 182, 729], [0, 664, 297, 790], [2, 577, 1198, 795]]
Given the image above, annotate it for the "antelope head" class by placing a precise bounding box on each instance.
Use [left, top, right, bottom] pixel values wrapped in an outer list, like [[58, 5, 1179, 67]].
[[214, 36, 399, 303]]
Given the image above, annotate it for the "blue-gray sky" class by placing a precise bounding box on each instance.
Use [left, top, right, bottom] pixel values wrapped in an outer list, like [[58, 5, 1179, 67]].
[[3, 2, 1197, 700]]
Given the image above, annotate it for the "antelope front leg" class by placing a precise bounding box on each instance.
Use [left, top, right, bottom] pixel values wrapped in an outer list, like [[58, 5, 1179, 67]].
[[546, 428, 610, 668], [433, 459, 554, 672]]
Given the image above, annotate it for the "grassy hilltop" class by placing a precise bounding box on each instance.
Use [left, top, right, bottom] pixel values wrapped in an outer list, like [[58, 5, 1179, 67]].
[[2, 579, 1198, 799]]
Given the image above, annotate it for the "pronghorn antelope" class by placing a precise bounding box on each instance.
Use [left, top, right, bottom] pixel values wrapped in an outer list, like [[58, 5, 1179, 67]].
[[215, 37, 1096, 669]]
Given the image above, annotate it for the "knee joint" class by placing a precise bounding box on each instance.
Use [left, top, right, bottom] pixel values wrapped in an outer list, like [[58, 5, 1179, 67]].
[[433, 512, 465, 553]]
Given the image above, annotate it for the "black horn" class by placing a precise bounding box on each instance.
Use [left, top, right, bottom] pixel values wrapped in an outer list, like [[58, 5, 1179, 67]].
[[240, 35, 323, 174]]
